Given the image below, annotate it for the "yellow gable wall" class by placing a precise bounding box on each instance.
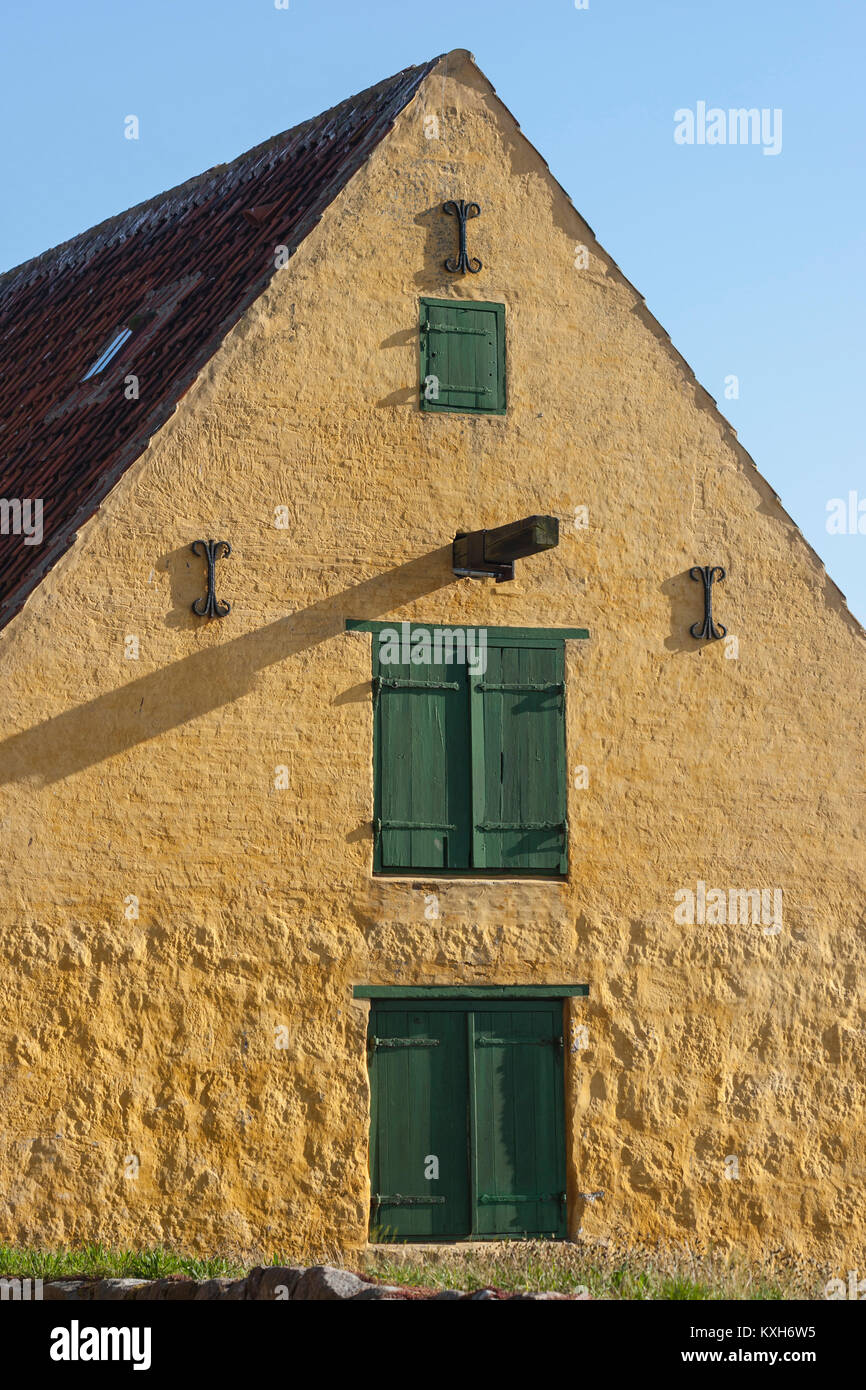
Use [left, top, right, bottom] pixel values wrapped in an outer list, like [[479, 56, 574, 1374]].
[[0, 50, 863, 1262]]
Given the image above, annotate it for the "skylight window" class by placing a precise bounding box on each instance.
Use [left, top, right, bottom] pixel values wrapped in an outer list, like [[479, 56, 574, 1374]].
[[81, 327, 133, 381]]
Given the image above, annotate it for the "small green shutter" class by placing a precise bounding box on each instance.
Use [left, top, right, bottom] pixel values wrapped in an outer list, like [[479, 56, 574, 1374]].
[[420, 298, 506, 415], [472, 644, 567, 873], [374, 639, 471, 870]]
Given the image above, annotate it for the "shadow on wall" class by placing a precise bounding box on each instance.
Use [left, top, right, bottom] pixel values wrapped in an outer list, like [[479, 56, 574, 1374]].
[[411, 202, 473, 294], [374, 203, 483, 409], [160, 543, 213, 630], [0, 548, 455, 788], [661, 568, 728, 654]]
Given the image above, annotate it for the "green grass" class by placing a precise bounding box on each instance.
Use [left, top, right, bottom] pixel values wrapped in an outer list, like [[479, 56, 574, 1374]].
[[0, 1238, 831, 1299], [0, 1243, 246, 1282], [360, 1240, 830, 1300]]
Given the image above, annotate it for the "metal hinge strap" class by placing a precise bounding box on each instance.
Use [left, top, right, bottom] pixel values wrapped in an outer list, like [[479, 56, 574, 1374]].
[[475, 681, 564, 693], [373, 676, 461, 700], [478, 1192, 566, 1205], [421, 323, 491, 337], [423, 382, 492, 395], [372, 1194, 447, 1207], [475, 820, 567, 833], [373, 819, 455, 838]]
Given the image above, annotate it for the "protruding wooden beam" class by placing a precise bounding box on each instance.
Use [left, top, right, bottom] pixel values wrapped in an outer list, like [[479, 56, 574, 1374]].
[[453, 515, 559, 581]]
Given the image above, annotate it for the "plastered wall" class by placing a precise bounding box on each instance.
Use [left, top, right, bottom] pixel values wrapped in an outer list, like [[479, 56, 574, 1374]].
[[0, 51, 863, 1262]]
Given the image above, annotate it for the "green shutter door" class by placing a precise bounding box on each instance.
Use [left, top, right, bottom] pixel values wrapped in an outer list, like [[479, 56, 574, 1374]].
[[374, 645, 471, 870], [471, 1005, 566, 1237], [472, 644, 567, 873], [368, 1007, 470, 1239], [420, 299, 505, 414], [368, 1000, 566, 1241]]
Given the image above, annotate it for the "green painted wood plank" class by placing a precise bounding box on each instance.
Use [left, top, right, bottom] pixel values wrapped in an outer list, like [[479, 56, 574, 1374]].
[[469, 646, 487, 871], [420, 297, 507, 312], [347, 620, 590, 642], [467, 1009, 478, 1238], [355, 985, 588, 999]]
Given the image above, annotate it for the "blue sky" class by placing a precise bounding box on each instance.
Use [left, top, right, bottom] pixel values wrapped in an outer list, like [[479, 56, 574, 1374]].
[[2, 0, 863, 620]]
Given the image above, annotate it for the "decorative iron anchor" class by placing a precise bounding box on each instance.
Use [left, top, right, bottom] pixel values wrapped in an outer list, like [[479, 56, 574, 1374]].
[[191, 539, 231, 618], [443, 199, 482, 274], [689, 564, 726, 641]]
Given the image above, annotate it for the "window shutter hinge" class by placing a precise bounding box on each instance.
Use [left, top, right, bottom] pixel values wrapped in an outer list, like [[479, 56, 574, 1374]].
[[476, 820, 567, 833], [369, 1036, 441, 1051], [372, 1193, 446, 1207]]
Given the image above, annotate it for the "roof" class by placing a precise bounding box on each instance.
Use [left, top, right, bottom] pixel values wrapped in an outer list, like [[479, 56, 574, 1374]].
[[0, 54, 441, 631]]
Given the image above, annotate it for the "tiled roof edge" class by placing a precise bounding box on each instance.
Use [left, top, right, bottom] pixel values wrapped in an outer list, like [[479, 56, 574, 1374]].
[[0, 55, 443, 301]]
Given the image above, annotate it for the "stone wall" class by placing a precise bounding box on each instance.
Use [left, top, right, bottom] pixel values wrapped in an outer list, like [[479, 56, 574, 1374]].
[[30, 1267, 577, 1301]]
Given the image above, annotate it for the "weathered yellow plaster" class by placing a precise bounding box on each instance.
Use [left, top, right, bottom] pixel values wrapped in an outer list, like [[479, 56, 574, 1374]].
[[0, 51, 863, 1263]]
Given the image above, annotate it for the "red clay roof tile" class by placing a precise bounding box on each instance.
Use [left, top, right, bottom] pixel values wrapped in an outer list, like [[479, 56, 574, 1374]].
[[0, 55, 440, 630]]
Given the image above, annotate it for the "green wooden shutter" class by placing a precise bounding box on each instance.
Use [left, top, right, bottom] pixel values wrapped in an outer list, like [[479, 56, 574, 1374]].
[[368, 1006, 470, 1240], [374, 639, 471, 870], [368, 998, 567, 1242], [420, 298, 506, 415], [470, 1005, 566, 1237], [471, 643, 567, 873]]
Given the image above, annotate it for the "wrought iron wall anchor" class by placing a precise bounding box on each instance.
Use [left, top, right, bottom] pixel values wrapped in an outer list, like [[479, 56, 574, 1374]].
[[443, 199, 482, 274], [191, 539, 231, 618], [689, 564, 726, 641]]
